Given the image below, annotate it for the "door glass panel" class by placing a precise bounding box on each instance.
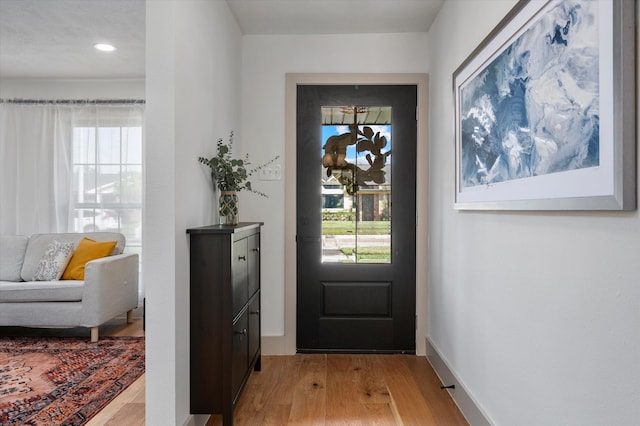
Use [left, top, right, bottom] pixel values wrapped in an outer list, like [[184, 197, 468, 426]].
[[321, 106, 391, 264]]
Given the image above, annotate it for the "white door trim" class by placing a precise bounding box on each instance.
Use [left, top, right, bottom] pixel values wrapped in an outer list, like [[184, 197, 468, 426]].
[[262, 73, 429, 355]]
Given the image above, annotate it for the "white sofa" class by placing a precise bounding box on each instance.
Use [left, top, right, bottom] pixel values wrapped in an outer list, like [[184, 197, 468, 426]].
[[0, 232, 139, 342]]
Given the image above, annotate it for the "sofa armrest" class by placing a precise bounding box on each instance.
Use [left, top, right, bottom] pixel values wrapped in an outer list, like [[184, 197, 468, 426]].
[[80, 253, 139, 327]]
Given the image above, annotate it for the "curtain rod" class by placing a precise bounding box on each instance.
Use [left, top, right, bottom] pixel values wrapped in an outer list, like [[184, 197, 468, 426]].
[[0, 98, 145, 105]]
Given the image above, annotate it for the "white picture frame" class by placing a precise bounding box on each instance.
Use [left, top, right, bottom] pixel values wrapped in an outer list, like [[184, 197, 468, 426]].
[[453, 0, 635, 210]]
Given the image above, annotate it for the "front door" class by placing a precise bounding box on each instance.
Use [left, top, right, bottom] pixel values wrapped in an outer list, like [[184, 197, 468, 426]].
[[296, 84, 417, 353]]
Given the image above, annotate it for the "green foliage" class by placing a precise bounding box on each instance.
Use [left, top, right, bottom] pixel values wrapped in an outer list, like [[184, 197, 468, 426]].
[[198, 131, 279, 197], [322, 211, 355, 221], [321, 220, 390, 235], [340, 246, 391, 263]]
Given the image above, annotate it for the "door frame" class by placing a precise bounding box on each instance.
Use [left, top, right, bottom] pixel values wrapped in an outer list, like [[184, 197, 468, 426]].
[[262, 73, 429, 355]]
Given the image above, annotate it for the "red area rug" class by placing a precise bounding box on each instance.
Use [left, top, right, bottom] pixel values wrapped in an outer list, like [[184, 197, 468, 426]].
[[0, 336, 144, 425]]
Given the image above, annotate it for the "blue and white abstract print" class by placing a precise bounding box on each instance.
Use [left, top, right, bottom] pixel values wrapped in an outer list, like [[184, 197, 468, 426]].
[[460, 0, 599, 188]]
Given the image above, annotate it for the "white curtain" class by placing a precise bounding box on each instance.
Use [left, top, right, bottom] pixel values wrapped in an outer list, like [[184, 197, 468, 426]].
[[0, 100, 145, 300], [1, 103, 68, 234]]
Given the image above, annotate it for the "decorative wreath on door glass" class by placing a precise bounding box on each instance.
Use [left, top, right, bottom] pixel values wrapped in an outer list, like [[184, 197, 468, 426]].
[[321, 107, 391, 195]]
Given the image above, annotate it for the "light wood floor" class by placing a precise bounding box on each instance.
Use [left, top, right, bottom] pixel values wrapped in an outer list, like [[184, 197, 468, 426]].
[[207, 354, 468, 426], [2, 320, 467, 425]]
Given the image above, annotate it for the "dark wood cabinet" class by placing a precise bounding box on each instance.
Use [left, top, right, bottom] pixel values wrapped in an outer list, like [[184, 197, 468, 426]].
[[187, 222, 262, 425]]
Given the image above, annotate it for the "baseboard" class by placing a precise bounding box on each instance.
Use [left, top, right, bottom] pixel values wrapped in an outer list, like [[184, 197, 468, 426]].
[[183, 414, 210, 426], [425, 337, 493, 426], [262, 335, 296, 355]]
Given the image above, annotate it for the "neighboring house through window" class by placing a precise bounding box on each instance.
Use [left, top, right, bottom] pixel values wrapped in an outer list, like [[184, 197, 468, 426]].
[[71, 123, 143, 263]]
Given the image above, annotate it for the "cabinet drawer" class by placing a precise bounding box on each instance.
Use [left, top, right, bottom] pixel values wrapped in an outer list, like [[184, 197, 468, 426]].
[[248, 294, 260, 363], [231, 310, 249, 399], [248, 233, 260, 297], [232, 238, 249, 316]]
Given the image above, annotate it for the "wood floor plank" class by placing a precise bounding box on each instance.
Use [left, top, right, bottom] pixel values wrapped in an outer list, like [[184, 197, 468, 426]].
[[404, 356, 469, 425], [359, 402, 399, 426], [325, 354, 364, 425], [72, 335, 468, 426], [210, 354, 468, 425], [354, 354, 392, 405], [230, 355, 305, 425], [233, 373, 264, 425], [261, 355, 304, 406], [248, 403, 294, 426], [378, 355, 439, 426], [354, 355, 398, 425], [287, 354, 327, 425], [131, 376, 146, 404], [234, 355, 304, 425], [101, 403, 145, 426]]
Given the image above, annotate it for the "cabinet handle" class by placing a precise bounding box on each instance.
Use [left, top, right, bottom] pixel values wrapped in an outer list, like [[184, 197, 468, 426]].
[[252, 247, 260, 253], [234, 328, 248, 335], [250, 310, 260, 315], [238, 255, 246, 261]]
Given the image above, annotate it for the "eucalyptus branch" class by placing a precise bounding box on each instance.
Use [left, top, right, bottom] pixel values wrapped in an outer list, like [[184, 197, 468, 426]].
[[198, 131, 279, 197]]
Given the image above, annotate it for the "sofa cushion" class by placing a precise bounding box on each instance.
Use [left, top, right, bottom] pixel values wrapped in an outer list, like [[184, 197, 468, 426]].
[[61, 238, 117, 280], [21, 232, 124, 281], [0, 280, 84, 302], [0, 235, 29, 282], [32, 240, 75, 281]]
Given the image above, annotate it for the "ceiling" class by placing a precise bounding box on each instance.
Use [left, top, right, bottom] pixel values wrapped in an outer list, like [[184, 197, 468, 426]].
[[0, 0, 146, 79], [226, 0, 444, 35], [0, 0, 443, 80]]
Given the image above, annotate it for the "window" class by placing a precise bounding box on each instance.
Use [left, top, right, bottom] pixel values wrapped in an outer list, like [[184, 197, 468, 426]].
[[71, 125, 142, 258], [320, 106, 392, 264]]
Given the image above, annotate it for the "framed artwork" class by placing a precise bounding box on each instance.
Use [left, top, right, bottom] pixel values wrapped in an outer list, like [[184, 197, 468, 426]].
[[453, 0, 635, 210]]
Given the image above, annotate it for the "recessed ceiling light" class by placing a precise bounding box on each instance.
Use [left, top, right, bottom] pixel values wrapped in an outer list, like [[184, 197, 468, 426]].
[[94, 43, 116, 52]]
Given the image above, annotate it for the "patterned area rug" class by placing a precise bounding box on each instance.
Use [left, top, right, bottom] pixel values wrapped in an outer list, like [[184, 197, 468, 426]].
[[0, 336, 144, 425]]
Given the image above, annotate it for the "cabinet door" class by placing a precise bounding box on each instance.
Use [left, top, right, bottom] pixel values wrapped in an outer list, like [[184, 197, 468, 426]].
[[248, 294, 260, 363], [231, 310, 249, 399], [248, 233, 260, 297], [232, 237, 249, 317]]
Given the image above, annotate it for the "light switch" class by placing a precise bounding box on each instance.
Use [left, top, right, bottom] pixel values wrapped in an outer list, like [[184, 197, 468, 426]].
[[259, 164, 282, 180]]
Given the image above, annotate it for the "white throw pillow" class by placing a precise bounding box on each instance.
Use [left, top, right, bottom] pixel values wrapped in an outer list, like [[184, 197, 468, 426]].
[[32, 240, 75, 281], [0, 235, 29, 281]]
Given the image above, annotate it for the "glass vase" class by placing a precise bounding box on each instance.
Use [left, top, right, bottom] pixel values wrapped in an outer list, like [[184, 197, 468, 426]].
[[219, 191, 238, 225]]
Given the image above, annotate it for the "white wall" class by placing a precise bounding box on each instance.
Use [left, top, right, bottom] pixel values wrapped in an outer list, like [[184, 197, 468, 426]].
[[427, 1, 640, 424], [241, 33, 430, 339], [145, 0, 242, 424], [0, 79, 144, 99]]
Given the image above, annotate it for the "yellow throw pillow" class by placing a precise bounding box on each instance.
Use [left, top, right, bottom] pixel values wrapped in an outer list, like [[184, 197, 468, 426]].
[[61, 238, 117, 280]]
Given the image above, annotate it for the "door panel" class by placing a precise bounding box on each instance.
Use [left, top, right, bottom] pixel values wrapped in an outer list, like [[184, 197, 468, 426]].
[[322, 282, 391, 316], [296, 84, 417, 353], [232, 238, 248, 317]]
